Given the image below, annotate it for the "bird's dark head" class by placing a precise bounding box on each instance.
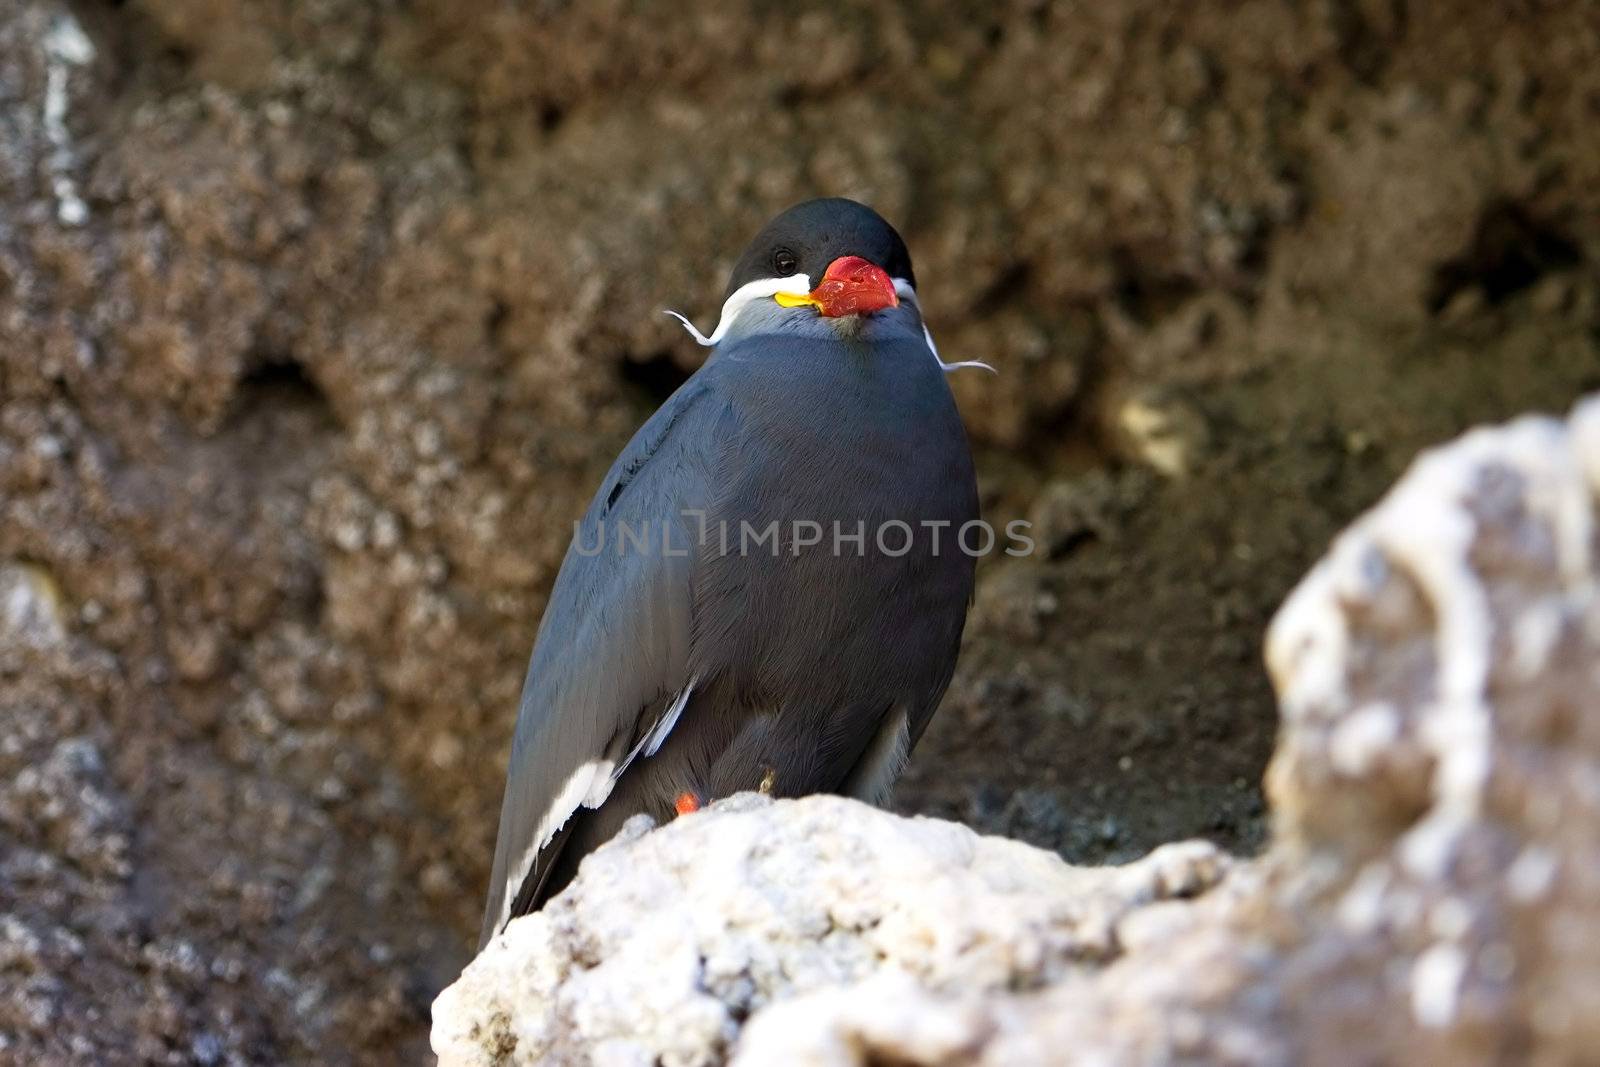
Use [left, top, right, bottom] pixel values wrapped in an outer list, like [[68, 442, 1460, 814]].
[[722, 198, 915, 318], [665, 198, 934, 348]]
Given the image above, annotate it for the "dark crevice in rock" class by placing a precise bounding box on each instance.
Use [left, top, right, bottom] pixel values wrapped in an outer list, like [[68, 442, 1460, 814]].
[[1329, 0, 1403, 85], [1111, 251, 1202, 327], [1428, 203, 1583, 314], [233, 355, 333, 425], [617, 349, 691, 405]]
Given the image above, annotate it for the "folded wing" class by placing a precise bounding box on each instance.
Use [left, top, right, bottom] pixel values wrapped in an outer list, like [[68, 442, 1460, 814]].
[[478, 381, 720, 947]]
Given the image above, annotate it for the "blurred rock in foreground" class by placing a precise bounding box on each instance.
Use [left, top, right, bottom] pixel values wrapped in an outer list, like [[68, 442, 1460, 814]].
[[435, 395, 1600, 1066]]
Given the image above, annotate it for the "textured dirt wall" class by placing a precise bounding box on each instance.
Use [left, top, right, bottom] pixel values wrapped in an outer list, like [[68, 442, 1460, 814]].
[[2, 1, 1598, 1063]]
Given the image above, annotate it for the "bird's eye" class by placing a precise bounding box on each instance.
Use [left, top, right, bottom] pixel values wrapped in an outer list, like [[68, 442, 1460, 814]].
[[772, 248, 798, 276]]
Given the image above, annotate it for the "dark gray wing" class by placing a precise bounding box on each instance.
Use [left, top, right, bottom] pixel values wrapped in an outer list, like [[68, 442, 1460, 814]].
[[478, 379, 720, 947]]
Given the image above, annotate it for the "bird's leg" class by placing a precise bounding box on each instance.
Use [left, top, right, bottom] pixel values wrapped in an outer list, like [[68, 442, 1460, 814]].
[[675, 766, 772, 816]]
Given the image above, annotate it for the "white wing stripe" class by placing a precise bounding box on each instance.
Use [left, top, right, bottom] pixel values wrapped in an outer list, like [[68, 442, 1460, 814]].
[[644, 681, 694, 758], [493, 680, 696, 936], [496, 759, 607, 934]]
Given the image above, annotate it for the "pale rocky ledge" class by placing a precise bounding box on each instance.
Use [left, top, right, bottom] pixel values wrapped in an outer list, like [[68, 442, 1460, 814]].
[[433, 395, 1600, 1066]]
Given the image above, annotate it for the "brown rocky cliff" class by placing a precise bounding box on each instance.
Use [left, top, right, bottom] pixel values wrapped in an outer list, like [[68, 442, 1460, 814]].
[[2, 1, 1598, 1062]]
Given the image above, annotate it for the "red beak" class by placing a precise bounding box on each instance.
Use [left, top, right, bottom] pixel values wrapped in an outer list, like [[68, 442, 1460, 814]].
[[808, 256, 899, 318]]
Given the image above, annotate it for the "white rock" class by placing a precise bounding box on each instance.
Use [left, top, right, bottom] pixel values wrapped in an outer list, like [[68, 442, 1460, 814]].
[[432, 795, 1228, 1067], [0, 562, 67, 646]]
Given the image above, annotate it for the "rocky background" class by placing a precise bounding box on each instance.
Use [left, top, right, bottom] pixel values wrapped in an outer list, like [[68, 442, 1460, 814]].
[[1, 1, 1597, 1063]]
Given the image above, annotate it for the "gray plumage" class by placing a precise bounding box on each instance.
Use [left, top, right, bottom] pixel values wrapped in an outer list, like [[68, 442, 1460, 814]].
[[480, 201, 977, 947]]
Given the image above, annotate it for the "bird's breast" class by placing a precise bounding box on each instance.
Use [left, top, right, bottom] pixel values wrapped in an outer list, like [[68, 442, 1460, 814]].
[[692, 334, 976, 698]]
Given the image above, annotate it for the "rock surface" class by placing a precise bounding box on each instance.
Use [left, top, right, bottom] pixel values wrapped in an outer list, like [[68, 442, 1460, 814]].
[[435, 395, 1600, 1065], [434, 795, 1229, 1067], [4, 0, 1600, 1061]]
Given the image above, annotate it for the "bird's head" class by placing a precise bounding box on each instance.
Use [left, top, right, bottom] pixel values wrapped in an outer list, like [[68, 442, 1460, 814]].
[[727, 198, 911, 320], [666, 198, 918, 347]]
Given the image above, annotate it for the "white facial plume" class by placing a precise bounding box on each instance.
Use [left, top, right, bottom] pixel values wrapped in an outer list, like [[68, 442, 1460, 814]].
[[664, 275, 996, 376]]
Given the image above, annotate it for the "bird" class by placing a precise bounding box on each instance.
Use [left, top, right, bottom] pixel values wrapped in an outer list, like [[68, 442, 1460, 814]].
[[479, 198, 983, 948]]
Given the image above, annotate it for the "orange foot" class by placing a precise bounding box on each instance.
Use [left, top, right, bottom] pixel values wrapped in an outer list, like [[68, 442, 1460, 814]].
[[674, 791, 702, 816]]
